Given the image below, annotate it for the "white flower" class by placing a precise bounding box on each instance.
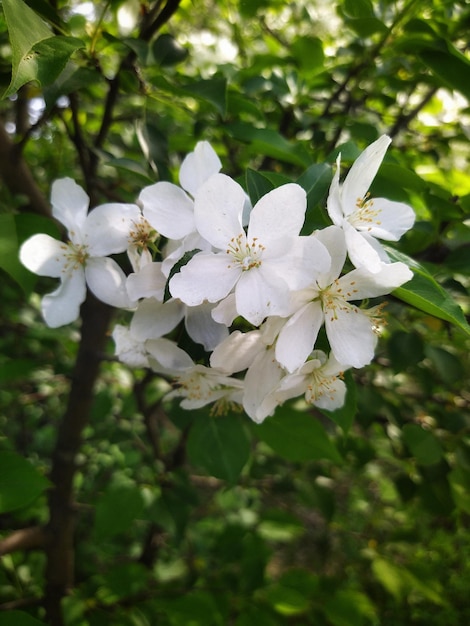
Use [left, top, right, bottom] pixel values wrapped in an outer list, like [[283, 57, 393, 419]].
[[274, 351, 348, 411], [210, 318, 287, 423], [129, 296, 228, 352], [166, 364, 244, 411], [112, 323, 194, 372], [275, 226, 413, 370], [170, 174, 331, 326], [327, 135, 415, 273], [19, 178, 140, 327], [126, 261, 167, 302], [139, 141, 222, 241]]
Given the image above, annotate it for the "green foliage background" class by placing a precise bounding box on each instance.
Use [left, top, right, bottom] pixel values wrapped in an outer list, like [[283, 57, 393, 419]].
[[0, 1, 469, 625]]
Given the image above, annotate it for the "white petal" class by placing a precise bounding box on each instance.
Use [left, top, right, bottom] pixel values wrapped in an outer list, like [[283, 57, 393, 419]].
[[194, 174, 245, 249], [161, 231, 212, 277], [276, 301, 324, 372], [146, 338, 194, 372], [126, 262, 167, 301], [325, 306, 377, 368], [243, 349, 284, 423], [169, 253, 239, 305], [326, 156, 344, 225], [313, 225, 347, 281], [338, 262, 412, 300], [140, 182, 195, 239], [51, 178, 89, 235], [184, 302, 229, 351], [211, 293, 238, 326], [265, 235, 330, 289], [179, 141, 222, 196], [359, 198, 415, 241], [130, 297, 184, 341], [19, 234, 68, 277], [343, 219, 384, 273], [85, 257, 134, 309], [85, 203, 141, 255], [210, 329, 263, 373], [235, 269, 289, 325], [41, 269, 86, 327], [248, 183, 306, 242], [312, 376, 346, 410], [112, 324, 150, 368], [342, 135, 391, 209]]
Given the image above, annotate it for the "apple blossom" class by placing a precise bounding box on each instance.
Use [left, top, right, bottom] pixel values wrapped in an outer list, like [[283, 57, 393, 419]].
[[275, 226, 413, 370], [165, 363, 244, 412], [20, 178, 140, 327], [327, 135, 415, 273], [274, 351, 348, 411], [139, 140, 222, 241], [170, 173, 331, 326]]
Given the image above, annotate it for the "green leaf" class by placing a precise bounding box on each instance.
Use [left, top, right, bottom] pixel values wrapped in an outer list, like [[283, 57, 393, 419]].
[[343, 0, 374, 18], [246, 168, 275, 205], [227, 122, 312, 168], [324, 589, 377, 626], [420, 44, 470, 101], [402, 424, 443, 466], [3, 0, 50, 96], [152, 33, 188, 67], [376, 163, 427, 193], [106, 157, 153, 184], [448, 467, 470, 515], [297, 162, 333, 232], [259, 583, 310, 616], [187, 413, 251, 482], [387, 330, 425, 370], [158, 590, 222, 625], [94, 482, 145, 540], [0, 611, 48, 626], [319, 370, 357, 435], [0, 450, 50, 513], [255, 406, 342, 463], [25, 0, 67, 31], [181, 76, 227, 116], [0, 358, 38, 383], [11, 213, 61, 294], [291, 36, 324, 74], [0, 214, 30, 293], [2, 0, 83, 97], [386, 247, 470, 336], [424, 345, 464, 385], [371, 557, 405, 600], [297, 162, 332, 205], [164, 248, 202, 302]]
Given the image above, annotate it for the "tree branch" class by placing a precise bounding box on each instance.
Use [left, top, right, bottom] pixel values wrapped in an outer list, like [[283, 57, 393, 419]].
[[0, 526, 46, 556], [43, 293, 113, 626], [0, 124, 51, 217]]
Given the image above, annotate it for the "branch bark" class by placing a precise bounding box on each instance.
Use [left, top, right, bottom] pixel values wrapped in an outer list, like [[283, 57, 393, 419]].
[[43, 294, 113, 626], [0, 526, 46, 556], [0, 124, 51, 217]]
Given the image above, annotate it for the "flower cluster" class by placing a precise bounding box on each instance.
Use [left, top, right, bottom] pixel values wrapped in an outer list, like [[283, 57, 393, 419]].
[[20, 136, 415, 422]]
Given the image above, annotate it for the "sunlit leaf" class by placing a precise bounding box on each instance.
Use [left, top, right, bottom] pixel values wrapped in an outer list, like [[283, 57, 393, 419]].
[[386, 247, 470, 336], [227, 122, 312, 167], [181, 76, 228, 116], [3, 0, 83, 97]]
